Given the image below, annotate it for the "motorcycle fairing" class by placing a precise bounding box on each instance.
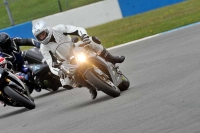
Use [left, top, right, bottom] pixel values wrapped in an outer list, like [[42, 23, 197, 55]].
[[7, 72, 26, 91], [86, 56, 123, 86]]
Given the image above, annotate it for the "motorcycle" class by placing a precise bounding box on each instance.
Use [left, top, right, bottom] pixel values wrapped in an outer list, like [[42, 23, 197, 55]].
[[0, 67, 35, 109], [49, 40, 130, 98], [22, 47, 62, 93]]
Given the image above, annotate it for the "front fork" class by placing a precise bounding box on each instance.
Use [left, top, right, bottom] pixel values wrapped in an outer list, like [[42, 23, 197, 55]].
[[0, 91, 6, 107], [74, 67, 95, 90], [74, 65, 114, 91]]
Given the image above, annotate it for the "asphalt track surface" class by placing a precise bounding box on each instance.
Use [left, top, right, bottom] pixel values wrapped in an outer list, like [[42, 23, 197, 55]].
[[1, 23, 200, 133]]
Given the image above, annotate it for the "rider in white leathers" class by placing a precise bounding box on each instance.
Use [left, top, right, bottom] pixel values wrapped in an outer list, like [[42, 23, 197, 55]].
[[32, 20, 125, 99]]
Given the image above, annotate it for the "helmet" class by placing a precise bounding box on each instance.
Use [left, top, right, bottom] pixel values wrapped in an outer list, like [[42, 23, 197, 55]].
[[32, 20, 52, 44], [0, 57, 7, 68], [0, 33, 11, 49]]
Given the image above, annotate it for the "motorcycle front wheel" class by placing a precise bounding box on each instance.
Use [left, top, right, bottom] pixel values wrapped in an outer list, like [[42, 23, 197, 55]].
[[85, 69, 120, 98], [4, 86, 36, 110]]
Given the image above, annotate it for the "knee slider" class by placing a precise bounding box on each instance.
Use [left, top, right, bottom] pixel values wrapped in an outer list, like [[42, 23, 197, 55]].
[[92, 36, 101, 44]]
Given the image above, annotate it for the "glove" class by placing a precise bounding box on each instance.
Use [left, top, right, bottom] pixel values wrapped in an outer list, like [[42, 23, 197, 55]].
[[32, 39, 41, 48], [58, 70, 66, 79], [80, 34, 91, 44]]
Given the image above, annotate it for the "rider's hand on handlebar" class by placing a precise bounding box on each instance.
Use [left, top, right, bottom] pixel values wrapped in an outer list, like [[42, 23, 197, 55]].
[[81, 34, 91, 45]]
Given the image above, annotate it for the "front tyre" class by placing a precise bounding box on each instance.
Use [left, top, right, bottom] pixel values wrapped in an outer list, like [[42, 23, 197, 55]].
[[85, 70, 120, 98], [4, 86, 35, 110]]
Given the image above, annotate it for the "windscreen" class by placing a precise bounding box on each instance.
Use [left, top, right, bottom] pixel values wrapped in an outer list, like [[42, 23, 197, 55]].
[[55, 41, 74, 61]]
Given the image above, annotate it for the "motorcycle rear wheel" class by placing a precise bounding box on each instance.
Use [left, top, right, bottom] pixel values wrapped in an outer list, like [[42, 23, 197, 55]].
[[85, 70, 120, 98], [4, 86, 35, 110]]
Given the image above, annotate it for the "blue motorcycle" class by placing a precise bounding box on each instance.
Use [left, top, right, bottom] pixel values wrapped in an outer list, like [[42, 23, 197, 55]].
[[22, 47, 62, 93], [0, 67, 35, 109]]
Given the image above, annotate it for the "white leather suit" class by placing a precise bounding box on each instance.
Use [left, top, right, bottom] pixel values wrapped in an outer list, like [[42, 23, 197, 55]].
[[39, 24, 104, 87]]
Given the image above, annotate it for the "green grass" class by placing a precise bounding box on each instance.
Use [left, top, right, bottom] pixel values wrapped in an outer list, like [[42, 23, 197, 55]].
[[2, 0, 200, 50], [87, 0, 200, 48], [0, 0, 102, 29]]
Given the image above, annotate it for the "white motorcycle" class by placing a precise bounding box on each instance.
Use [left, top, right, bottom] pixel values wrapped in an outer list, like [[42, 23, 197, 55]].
[[49, 40, 130, 98]]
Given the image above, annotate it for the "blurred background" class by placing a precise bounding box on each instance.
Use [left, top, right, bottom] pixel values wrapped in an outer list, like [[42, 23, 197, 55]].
[[0, 0, 102, 29], [1, 0, 198, 47]]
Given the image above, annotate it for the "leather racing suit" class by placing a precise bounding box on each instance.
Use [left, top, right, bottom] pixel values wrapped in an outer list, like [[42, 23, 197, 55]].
[[40, 24, 104, 87], [0, 37, 41, 93]]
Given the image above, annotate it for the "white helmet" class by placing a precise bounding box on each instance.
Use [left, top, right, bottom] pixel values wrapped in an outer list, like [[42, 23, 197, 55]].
[[32, 20, 52, 44]]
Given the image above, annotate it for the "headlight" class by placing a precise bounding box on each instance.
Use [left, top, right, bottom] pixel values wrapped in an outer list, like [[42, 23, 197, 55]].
[[77, 52, 86, 63]]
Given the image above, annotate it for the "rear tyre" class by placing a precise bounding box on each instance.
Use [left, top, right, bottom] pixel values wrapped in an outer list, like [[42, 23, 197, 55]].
[[85, 70, 120, 98], [118, 74, 130, 91], [4, 86, 35, 110]]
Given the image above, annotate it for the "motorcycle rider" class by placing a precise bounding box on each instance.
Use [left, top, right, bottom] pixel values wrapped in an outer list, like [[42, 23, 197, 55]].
[[0, 32, 41, 93], [32, 20, 125, 100]]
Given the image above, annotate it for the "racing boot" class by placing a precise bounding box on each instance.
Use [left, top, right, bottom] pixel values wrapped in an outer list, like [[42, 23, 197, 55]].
[[99, 48, 125, 64], [34, 84, 42, 92], [26, 72, 41, 92], [89, 88, 97, 100]]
